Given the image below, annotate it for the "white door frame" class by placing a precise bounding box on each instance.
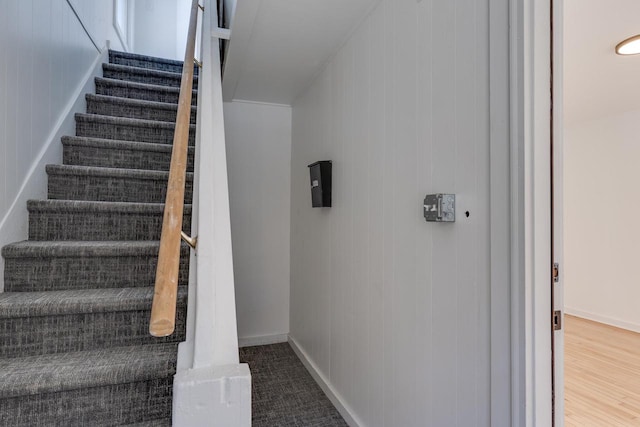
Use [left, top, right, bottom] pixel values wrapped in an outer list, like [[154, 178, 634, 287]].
[[551, 0, 565, 425], [511, 0, 564, 425]]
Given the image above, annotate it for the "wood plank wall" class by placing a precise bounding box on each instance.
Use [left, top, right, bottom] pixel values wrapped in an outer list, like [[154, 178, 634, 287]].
[[0, 1, 127, 292], [0, 0, 124, 230], [289, 0, 492, 425]]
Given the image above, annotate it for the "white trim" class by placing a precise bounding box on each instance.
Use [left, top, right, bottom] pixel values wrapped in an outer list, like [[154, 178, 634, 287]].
[[288, 337, 363, 427], [212, 27, 231, 40], [552, 0, 565, 425], [490, 0, 515, 423], [228, 99, 292, 109], [127, 0, 136, 52], [0, 46, 108, 292], [113, 0, 130, 52], [519, 0, 554, 425], [509, 0, 527, 425], [238, 334, 289, 348], [564, 308, 640, 335]]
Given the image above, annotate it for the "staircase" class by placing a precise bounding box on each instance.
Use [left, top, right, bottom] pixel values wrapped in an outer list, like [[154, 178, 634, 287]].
[[0, 50, 197, 426]]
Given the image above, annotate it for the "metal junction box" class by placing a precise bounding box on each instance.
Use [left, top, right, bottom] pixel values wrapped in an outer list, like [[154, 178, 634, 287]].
[[423, 194, 455, 222]]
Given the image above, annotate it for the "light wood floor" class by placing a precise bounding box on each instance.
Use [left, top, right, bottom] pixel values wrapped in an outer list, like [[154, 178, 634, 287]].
[[565, 315, 640, 426]]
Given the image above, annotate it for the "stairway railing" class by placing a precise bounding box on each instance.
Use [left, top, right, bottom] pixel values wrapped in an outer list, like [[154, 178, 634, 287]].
[[171, 1, 247, 422], [149, 0, 201, 337]]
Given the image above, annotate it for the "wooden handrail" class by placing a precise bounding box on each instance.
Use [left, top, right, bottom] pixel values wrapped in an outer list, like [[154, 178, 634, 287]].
[[149, 0, 201, 337]]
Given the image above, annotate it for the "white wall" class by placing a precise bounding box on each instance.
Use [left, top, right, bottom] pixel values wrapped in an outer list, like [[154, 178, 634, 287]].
[[175, 0, 192, 61], [113, 0, 135, 51], [565, 110, 640, 332], [0, 0, 126, 290], [133, 0, 191, 61], [290, 0, 492, 426], [223, 0, 237, 28], [224, 101, 292, 344]]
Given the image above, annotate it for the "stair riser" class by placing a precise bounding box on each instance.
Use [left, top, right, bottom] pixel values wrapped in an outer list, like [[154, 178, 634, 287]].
[[87, 98, 197, 124], [3, 253, 189, 292], [109, 52, 198, 75], [95, 80, 197, 105], [0, 307, 186, 358], [29, 211, 192, 241], [76, 120, 195, 145], [0, 377, 174, 426], [48, 174, 194, 204], [63, 144, 195, 172], [103, 67, 198, 90]]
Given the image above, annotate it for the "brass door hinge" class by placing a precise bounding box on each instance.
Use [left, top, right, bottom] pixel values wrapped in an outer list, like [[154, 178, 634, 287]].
[[553, 310, 562, 331]]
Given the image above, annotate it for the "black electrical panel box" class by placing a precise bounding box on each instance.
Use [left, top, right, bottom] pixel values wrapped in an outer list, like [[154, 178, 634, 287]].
[[308, 161, 332, 208]]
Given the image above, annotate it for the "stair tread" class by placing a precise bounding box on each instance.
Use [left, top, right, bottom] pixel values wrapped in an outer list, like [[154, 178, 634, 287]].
[[27, 199, 192, 214], [62, 135, 195, 154], [75, 113, 196, 130], [0, 343, 179, 399], [86, 93, 196, 112], [103, 63, 196, 81], [0, 286, 187, 318], [109, 49, 185, 67], [46, 164, 194, 180], [95, 77, 197, 97], [2, 240, 171, 258]]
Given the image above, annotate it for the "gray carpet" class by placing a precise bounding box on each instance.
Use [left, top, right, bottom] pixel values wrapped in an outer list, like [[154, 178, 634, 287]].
[[240, 343, 348, 427], [0, 49, 195, 425]]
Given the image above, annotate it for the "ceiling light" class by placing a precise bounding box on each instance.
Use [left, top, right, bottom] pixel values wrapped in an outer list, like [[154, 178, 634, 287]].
[[616, 35, 640, 55]]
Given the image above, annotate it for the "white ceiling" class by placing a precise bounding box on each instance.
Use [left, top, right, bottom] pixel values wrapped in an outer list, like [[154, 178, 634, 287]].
[[565, 0, 640, 125], [223, 0, 640, 117], [222, 0, 377, 105]]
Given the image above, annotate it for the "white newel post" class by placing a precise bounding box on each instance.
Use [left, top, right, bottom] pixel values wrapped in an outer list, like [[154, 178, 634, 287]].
[[173, 1, 251, 425]]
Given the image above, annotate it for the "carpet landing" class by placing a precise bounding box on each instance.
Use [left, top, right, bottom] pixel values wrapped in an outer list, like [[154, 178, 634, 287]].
[[240, 343, 348, 427]]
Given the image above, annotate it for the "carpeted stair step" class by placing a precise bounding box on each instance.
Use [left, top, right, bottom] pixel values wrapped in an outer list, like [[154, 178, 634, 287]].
[[2, 241, 190, 292], [123, 420, 172, 427], [0, 287, 187, 358], [95, 77, 198, 105], [28, 200, 192, 241], [102, 63, 198, 89], [75, 113, 196, 145], [109, 49, 199, 76], [86, 94, 197, 124], [62, 136, 195, 172], [0, 344, 178, 426], [47, 165, 194, 204], [0, 50, 198, 423]]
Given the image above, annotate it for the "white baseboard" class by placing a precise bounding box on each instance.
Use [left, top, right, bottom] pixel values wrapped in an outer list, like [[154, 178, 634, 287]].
[[288, 336, 364, 427], [238, 333, 289, 348], [0, 46, 109, 292], [564, 306, 640, 333]]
